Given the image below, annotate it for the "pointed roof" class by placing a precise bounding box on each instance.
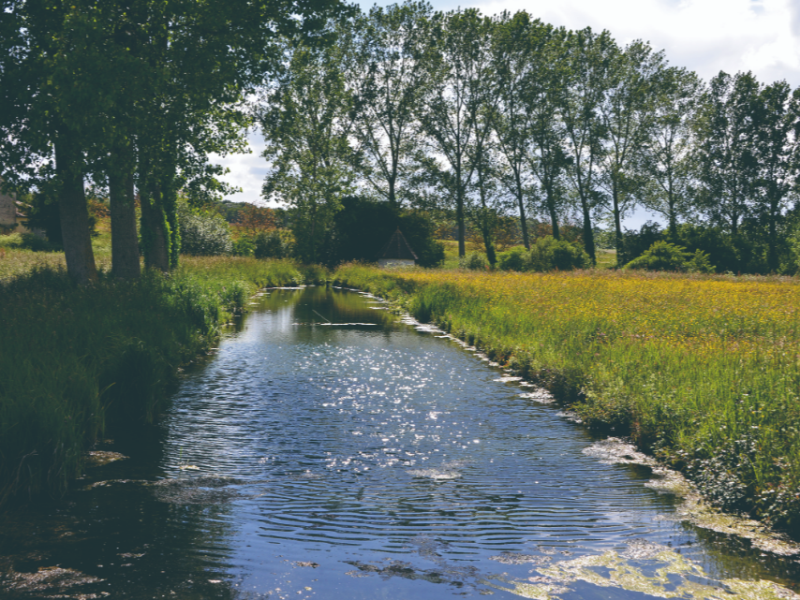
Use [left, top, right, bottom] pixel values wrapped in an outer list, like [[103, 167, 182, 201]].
[[380, 227, 418, 261]]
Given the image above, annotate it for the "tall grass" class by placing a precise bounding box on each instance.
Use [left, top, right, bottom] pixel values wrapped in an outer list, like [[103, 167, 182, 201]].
[[334, 263, 800, 534], [0, 256, 324, 505]]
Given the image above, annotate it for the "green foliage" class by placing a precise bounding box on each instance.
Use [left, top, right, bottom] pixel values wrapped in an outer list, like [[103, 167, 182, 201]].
[[498, 237, 590, 272], [232, 236, 255, 257], [177, 202, 233, 256], [625, 240, 717, 273], [330, 197, 444, 267], [625, 241, 691, 271], [686, 249, 715, 274], [497, 246, 528, 271], [529, 236, 590, 271], [0, 257, 314, 505], [0, 232, 61, 252], [254, 231, 290, 259], [460, 252, 487, 270], [21, 193, 63, 246]]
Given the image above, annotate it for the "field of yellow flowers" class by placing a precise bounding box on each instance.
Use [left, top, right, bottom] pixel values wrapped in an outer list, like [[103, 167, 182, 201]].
[[334, 264, 800, 534]]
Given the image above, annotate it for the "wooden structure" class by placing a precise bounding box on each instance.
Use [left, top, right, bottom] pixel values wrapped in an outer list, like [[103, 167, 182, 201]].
[[0, 180, 30, 234], [378, 227, 417, 268]]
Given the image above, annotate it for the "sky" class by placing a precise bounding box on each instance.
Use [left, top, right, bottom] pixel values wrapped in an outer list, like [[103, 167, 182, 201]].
[[210, 0, 800, 229]]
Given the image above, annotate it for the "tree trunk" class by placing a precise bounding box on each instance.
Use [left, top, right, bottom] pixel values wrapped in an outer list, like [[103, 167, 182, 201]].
[[767, 197, 778, 273], [545, 182, 560, 240], [667, 191, 678, 240], [456, 173, 466, 257], [580, 201, 596, 266], [388, 176, 396, 208], [612, 188, 623, 267], [513, 169, 530, 250], [55, 134, 98, 284], [109, 157, 140, 279], [140, 187, 170, 272]]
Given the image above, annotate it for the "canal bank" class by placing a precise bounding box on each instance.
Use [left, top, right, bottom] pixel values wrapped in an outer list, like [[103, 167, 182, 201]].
[[2, 287, 799, 599], [331, 264, 800, 540]]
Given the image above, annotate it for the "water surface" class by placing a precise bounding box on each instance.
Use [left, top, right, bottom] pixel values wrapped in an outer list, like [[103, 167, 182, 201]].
[[2, 287, 799, 599]]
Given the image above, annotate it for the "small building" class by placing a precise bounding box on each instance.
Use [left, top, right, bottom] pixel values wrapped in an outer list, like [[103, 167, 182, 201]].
[[378, 227, 417, 268], [0, 179, 34, 235]]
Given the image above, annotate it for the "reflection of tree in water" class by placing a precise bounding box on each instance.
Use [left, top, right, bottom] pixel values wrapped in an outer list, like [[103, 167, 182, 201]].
[[0, 449, 240, 600], [291, 287, 394, 328]]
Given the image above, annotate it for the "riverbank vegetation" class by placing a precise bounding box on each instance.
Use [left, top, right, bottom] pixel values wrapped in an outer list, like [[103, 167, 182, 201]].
[[0, 258, 321, 507], [334, 263, 800, 536]]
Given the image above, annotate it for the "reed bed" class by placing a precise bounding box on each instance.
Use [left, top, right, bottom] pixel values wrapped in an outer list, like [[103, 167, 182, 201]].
[[334, 264, 800, 534], [0, 255, 322, 505]]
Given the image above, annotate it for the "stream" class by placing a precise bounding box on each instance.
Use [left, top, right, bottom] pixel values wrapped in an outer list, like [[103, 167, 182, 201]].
[[2, 286, 800, 599]]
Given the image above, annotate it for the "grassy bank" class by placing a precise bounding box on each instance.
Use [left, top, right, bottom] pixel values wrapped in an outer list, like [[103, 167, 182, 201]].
[[334, 263, 800, 535], [0, 257, 324, 505]]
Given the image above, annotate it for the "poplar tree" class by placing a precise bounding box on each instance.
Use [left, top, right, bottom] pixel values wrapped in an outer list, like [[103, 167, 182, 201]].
[[418, 8, 495, 258], [638, 67, 703, 238], [696, 71, 761, 238], [597, 40, 665, 265], [257, 32, 359, 264], [752, 81, 800, 272], [353, 1, 433, 207], [561, 28, 616, 264]]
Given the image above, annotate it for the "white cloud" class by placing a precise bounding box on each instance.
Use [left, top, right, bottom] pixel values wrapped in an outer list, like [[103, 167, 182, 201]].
[[208, 130, 278, 207], [471, 0, 800, 85]]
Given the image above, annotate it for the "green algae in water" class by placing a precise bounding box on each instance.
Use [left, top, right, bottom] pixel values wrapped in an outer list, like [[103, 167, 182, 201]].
[[491, 550, 800, 600]]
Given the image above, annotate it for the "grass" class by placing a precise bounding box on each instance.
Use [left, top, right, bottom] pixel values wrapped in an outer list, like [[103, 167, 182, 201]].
[[0, 252, 325, 506], [333, 263, 800, 535]]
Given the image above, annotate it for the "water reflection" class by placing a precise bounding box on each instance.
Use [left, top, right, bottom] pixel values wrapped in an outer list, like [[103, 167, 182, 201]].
[[1, 286, 799, 599]]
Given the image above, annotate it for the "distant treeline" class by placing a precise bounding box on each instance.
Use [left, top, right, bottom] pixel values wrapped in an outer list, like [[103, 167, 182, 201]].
[[257, 1, 800, 273], [2, 0, 798, 279]]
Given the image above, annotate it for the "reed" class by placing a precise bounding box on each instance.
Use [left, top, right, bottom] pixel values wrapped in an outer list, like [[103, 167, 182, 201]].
[[334, 263, 800, 534]]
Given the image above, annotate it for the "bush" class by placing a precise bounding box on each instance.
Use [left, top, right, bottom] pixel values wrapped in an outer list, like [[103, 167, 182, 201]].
[[178, 203, 232, 256], [232, 236, 255, 257], [254, 231, 289, 259], [460, 252, 487, 270], [331, 197, 444, 268], [625, 241, 691, 272], [531, 236, 590, 271], [498, 237, 590, 272], [686, 249, 716, 274], [498, 246, 527, 271]]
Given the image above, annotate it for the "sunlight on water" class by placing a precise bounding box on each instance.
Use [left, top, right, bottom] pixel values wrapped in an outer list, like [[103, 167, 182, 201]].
[[1, 287, 799, 599]]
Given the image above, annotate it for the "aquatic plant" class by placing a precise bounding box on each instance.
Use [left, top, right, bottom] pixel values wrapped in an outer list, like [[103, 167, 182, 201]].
[[334, 263, 800, 535]]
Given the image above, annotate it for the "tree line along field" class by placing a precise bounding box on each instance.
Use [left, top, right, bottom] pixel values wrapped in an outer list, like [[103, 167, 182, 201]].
[[335, 263, 800, 536], [4, 1, 800, 284]]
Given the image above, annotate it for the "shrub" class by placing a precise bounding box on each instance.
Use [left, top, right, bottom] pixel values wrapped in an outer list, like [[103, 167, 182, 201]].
[[331, 197, 444, 268], [232, 236, 255, 257], [531, 236, 590, 271], [625, 241, 691, 272], [686, 249, 716, 274], [254, 231, 288, 259], [498, 246, 527, 271], [499, 237, 589, 272], [460, 252, 487, 270], [178, 203, 233, 256]]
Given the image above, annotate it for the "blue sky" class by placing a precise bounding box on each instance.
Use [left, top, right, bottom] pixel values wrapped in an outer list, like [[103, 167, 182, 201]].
[[212, 0, 800, 229]]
